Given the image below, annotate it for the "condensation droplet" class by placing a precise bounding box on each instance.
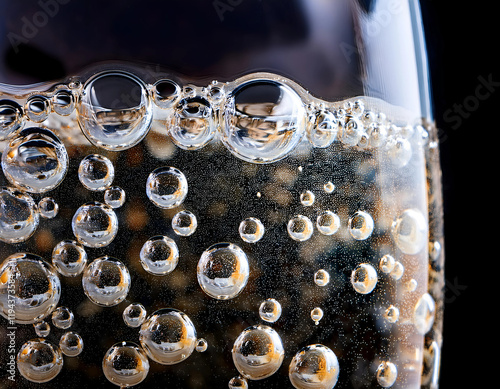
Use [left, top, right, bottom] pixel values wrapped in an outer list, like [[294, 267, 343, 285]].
[[300, 190, 315, 206], [314, 269, 330, 287], [389, 261, 404, 281], [232, 325, 284, 380], [17, 338, 63, 383], [414, 293, 436, 334], [259, 298, 282, 323], [0, 253, 60, 324], [52, 240, 87, 277], [197, 243, 249, 300], [51, 306, 74, 329], [406, 278, 418, 292], [139, 308, 197, 365], [172, 210, 198, 236], [123, 303, 147, 328], [59, 331, 84, 357], [77, 71, 153, 151], [391, 209, 427, 255], [351, 263, 378, 294], [376, 361, 398, 388], [379, 254, 396, 274], [195, 338, 208, 353], [0, 99, 24, 141], [316, 211, 340, 236], [289, 344, 340, 389], [222, 78, 306, 164], [103, 341, 150, 387], [0, 187, 39, 243], [34, 321, 51, 338], [228, 375, 248, 389], [383, 305, 400, 323], [104, 186, 126, 208], [348, 211, 374, 240], [38, 197, 58, 219], [140, 235, 179, 275], [82, 256, 130, 306], [239, 217, 265, 243], [78, 154, 115, 191], [1, 127, 68, 193], [287, 215, 313, 242], [146, 166, 188, 209], [72, 202, 118, 248], [310, 307, 324, 325]]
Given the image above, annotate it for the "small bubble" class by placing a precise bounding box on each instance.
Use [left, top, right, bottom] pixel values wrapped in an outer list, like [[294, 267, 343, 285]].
[[348, 211, 374, 240], [259, 298, 282, 323], [152, 79, 181, 108], [228, 376, 248, 389], [386, 136, 412, 167], [366, 122, 387, 147], [104, 186, 126, 208], [316, 210, 340, 235], [146, 166, 188, 209], [383, 305, 400, 323], [429, 241, 442, 262], [38, 197, 59, 219], [300, 190, 315, 206], [314, 269, 330, 287], [72, 202, 118, 248], [195, 338, 208, 353], [256, 191, 262, 198], [339, 115, 364, 146], [172, 210, 198, 236], [123, 303, 147, 328], [52, 90, 75, 116], [0, 99, 24, 141], [51, 306, 74, 329], [310, 307, 324, 325], [0, 187, 39, 243], [140, 235, 179, 275], [379, 254, 396, 274], [389, 261, 404, 281], [52, 240, 87, 277], [103, 341, 150, 386], [289, 344, 339, 389], [323, 181, 335, 193], [78, 154, 115, 191], [351, 263, 378, 294], [17, 339, 63, 383], [376, 361, 398, 387], [239, 217, 265, 243], [59, 331, 84, 357], [406, 279, 418, 292], [414, 293, 435, 334], [34, 321, 51, 337], [26, 95, 51, 123], [287, 215, 313, 241], [307, 109, 338, 148]]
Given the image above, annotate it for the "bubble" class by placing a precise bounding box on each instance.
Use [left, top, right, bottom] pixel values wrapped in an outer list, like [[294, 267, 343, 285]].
[[406, 278, 418, 292], [104, 186, 126, 208], [103, 341, 150, 387], [1, 127, 68, 193], [307, 109, 339, 148], [195, 338, 208, 353], [51, 306, 74, 329], [197, 242, 249, 300], [229, 376, 249, 389], [429, 240, 442, 262], [222, 78, 306, 164], [170, 96, 216, 150], [72, 202, 118, 248], [383, 305, 400, 323], [17, 338, 63, 383], [289, 344, 340, 389], [310, 307, 324, 325], [0, 253, 61, 324], [52, 89, 76, 116], [59, 331, 84, 357], [366, 122, 387, 147], [82, 256, 131, 306], [52, 239, 88, 277], [323, 181, 335, 193], [391, 209, 427, 254], [413, 293, 435, 334], [146, 166, 188, 209], [239, 217, 265, 243], [123, 303, 147, 328], [287, 215, 313, 242], [26, 95, 51, 123], [78, 154, 115, 191], [172, 210, 198, 236], [0, 99, 24, 141], [348, 211, 374, 240], [139, 308, 197, 365], [139, 235, 179, 275], [259, 298, 282, 323], [339, 115, 364, 146], [232, 325, 284, 380], [77, 71, 153, 151], [152, 79, 181, 108], [316, 211, 340, 236], [351, 263, 378, 294], [38, 197, 58, 219], [386, 136, 412, 167], [34, 321, 51, 337], [314, 269, 330, 287], [379, 254, 396, 274], [389, 261, 404, 281], [300, 190, 315, 206], [0, 187, 39, 243], [376, 361, 398, 387]]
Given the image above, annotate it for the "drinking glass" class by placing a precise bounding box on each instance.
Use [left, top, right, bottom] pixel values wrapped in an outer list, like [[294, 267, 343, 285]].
[[0, 1, 444, 388]]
